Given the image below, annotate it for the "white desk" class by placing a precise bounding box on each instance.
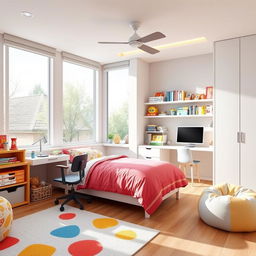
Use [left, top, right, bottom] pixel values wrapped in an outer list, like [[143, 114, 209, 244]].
[[26, 154, 69, 166], [26, 154, 69, 191], [138, 145, 213, 152], [138, 145, 213, 181]]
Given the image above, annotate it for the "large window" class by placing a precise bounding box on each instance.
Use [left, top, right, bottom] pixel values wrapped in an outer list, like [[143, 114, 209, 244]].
[[63, 61, 96, 143], [107, 68, 129, 143], [8, 47, 51, 146]]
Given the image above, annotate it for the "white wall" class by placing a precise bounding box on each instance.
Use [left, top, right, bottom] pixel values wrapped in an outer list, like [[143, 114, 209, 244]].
[[148, 54, 213, 180]]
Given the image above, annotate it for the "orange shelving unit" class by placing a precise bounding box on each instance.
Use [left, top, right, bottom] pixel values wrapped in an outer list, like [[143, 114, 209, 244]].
[[0, 149, 30, 207]]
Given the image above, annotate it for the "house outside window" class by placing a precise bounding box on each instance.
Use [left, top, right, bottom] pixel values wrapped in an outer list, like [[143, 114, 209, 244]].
[[7, 46, 51, 146]]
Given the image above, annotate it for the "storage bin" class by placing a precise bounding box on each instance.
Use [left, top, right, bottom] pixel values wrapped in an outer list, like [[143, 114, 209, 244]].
[[0, 170, 24, 187], [0, 185, 25, 205], [31, 183, 52, 202]]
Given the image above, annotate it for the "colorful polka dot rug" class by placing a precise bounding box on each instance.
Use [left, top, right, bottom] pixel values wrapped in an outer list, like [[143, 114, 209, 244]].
[[0, 206, 159, 255]]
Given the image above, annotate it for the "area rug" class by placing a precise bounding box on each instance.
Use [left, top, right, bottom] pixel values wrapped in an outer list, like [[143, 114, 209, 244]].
[[0, 205, 159, 256]]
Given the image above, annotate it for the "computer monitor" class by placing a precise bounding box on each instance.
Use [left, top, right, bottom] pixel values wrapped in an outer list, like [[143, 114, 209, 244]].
[[177, 127, 204, 146]]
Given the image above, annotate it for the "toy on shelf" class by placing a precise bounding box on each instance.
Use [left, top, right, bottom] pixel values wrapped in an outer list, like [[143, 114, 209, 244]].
[[10, 138, 17, 150], [146, 106, 159, 116]]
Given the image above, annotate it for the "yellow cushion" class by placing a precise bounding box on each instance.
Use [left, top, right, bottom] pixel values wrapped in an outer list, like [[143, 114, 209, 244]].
[[0, 196, 13, 241]]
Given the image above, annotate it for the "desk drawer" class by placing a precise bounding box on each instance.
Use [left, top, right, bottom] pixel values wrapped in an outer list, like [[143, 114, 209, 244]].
[[139, 147, 160, 158]]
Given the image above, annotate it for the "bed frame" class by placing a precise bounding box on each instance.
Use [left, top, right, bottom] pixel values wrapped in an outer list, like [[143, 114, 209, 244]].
[[78, 188, 180, 218]]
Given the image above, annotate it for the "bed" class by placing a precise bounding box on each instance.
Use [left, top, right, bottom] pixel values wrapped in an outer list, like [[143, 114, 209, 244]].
[[76, 155, 188, 218]]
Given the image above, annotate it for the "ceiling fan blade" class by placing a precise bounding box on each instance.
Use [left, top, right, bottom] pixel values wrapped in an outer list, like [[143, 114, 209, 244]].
[[138, 44, 159, 54], [137, 32, 166, 43], [98, 41, 128, 44]]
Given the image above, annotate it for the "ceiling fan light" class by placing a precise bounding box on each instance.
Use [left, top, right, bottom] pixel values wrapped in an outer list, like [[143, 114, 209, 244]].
[[118, 37, 207, 57], [156, 37, 207, 50]]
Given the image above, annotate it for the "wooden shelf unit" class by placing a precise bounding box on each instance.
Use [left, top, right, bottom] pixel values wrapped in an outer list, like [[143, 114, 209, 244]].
[[0, 149, 30, 208]]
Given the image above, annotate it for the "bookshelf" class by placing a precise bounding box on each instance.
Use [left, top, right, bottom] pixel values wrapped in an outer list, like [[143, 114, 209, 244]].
[[144, 99, 213, 105], [0, 149, 30, 208], [145, 114, 213, 118]]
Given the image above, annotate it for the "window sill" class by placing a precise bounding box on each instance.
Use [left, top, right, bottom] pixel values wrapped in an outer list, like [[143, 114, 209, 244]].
[[103, 143, 129, 148]]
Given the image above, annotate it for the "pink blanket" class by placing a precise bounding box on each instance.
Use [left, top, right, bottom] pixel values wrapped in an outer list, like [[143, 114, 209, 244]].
[[77, 155, 188, 215]]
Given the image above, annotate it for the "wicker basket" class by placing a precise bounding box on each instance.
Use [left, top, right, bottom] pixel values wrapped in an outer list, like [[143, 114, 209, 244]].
[[30, 183, 52, 202]]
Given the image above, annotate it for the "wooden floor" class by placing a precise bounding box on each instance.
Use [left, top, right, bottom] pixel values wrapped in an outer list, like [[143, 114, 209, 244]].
[[13, 181, 256, 256]]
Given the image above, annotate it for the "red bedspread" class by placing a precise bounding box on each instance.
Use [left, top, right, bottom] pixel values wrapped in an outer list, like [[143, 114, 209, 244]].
[[77, 155, 188, 215]]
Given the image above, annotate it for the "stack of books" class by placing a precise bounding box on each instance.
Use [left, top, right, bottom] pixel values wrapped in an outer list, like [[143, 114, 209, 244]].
[[148, 96, 164, 103], [146, 125, 157, 132], [166, 90, 186, 101], [0, 157, 18, 165]]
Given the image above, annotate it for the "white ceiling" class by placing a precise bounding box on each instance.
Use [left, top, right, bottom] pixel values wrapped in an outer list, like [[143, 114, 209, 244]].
[[0, 0, 256, 64]]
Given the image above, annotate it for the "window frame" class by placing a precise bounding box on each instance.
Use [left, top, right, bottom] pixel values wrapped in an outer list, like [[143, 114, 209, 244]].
[[62, 59, 98, 145], [104, 62, 130, 143], [4, 44, 53, 148]]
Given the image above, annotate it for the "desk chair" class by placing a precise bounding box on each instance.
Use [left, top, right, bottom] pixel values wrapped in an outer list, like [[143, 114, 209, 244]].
[[177, 147, 201, 185], [54, 154, 91, 211]]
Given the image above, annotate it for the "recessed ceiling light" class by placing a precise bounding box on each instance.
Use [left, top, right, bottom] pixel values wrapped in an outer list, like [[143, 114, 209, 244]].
[[118, 37, 207, 57], [21, 11, 34, 18]]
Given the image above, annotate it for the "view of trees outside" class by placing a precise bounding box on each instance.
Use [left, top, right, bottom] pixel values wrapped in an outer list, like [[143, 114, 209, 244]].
[[107, 68, 129, 142], [8, 47, 50, 146], [63, 62, 95, 143]]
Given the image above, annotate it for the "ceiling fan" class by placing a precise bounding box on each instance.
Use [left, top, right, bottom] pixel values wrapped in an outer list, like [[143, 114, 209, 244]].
[[98, 21, 166, 54]]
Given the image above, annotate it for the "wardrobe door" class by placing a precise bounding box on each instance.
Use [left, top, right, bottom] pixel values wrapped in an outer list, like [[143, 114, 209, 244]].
[[214, 39, 240, 185], [240, 35, 256, 189]]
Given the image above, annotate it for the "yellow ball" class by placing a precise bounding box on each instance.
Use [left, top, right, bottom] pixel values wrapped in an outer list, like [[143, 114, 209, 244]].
[[0, 196, 13, 241]]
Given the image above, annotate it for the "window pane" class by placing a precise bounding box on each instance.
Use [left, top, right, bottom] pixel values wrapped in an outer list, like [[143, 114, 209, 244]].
[[107, 68, 129, 143], [8, 47, 50, 146], [63, 61, 95, 143]]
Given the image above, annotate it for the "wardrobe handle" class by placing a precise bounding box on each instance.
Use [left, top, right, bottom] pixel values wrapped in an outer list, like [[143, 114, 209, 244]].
[[237, 132, 241, 143], [241, 132, 246, 143]]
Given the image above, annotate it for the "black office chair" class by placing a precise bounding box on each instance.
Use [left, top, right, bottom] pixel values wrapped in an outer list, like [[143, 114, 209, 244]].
[[54, 154, 92, 211]]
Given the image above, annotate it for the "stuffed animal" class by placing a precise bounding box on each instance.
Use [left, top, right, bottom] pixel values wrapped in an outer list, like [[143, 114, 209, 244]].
[[30, 177, 40, 189]]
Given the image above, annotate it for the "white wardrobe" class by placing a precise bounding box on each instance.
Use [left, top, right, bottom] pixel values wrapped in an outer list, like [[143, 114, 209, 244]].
[[215, 34, 256, 189]]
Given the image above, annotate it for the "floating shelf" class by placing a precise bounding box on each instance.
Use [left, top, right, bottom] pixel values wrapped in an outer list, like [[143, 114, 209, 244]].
[[144, 99, 213, 105], [144, 115, 213, 118]]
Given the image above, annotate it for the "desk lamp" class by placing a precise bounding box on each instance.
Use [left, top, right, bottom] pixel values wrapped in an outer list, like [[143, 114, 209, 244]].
[[32, 136, 49, 157]]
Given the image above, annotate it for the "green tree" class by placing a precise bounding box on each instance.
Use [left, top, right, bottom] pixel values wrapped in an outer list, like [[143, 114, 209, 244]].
[[30, 84, 46, 96], [108, 102, 128, 139], [63, 82, 93, 142]]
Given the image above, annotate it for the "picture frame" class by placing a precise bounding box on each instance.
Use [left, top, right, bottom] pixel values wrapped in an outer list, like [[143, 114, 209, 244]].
[[206, 86, 213, 99]]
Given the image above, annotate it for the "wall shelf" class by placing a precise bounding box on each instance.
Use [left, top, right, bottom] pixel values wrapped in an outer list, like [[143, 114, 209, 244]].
[[144, 99, 213, 105], [144, 115, 213, 118]]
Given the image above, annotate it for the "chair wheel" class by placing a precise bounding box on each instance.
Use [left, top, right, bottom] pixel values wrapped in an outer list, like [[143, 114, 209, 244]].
[[79, 206, 84, 210], [60, 206, 64, 211], [54, 200, 59, 205]]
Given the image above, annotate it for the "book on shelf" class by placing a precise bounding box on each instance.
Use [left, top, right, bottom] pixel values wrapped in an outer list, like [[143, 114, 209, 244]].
[[165, 90, 186, 102], [0, 135, 7, 149], [0, 157, 19, 165]]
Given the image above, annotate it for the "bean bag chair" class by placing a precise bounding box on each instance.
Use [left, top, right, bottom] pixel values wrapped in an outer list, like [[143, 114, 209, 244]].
[[199, 183, 256, 232], [0, 196, 13, 241]]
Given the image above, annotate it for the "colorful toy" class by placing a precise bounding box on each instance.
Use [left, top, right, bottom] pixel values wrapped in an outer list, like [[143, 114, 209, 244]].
[[0, 196, 13, 241], [10, 138, 17, 150], [146, 106, 159, 116]]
